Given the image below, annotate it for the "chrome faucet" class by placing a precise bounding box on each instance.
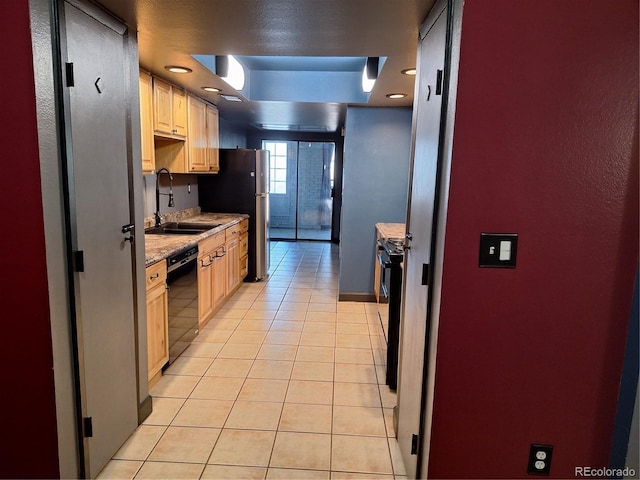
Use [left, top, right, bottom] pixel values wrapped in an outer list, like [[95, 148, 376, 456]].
[[155, 167, 175, 227]]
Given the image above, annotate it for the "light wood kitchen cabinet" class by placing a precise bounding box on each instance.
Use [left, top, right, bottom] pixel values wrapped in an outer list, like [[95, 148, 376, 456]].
[[212, 245, 227, 308], [187, 95, 208, 172], [198, 231, 226, 326], [374, 229, 382, 303], [197, 249, 215, 325], [206, 105, 220, 173], [172, 88, 187, 137], [226, 224, 241, 295], [146, 261, 168, 382], [153, 77, 187, 138], [239, 219, 249, 280], [139, 70, 155, 174]]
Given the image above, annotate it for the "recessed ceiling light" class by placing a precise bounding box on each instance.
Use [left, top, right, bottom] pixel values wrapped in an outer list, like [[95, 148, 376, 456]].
[[164, 65, 192, 74], [386, 93, 407, 99], [401, 68, 417, 76], [202, 87, 221, 93]]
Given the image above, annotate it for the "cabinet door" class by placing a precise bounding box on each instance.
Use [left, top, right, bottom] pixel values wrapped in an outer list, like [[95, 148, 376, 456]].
[[206, 106, 220, 173], [172, 88, 188, 137], [153, 77, 172, 135], [226, 239, 240, 295], [147, 283, 168, 379], [212, 249, 227, 307], [139, 71, 155, 173], [197, 253, 215, 325], [187, 96, 208, 172]]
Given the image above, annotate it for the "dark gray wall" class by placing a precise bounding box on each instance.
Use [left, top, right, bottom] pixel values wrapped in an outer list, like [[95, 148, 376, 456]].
[[143, 173, 199, 219], [339, 106, 412, 296], [219, 117, 248, 149]]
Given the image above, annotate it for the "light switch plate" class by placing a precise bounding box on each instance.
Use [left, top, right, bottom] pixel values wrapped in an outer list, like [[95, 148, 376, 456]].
[[479, 233, 518, 268]]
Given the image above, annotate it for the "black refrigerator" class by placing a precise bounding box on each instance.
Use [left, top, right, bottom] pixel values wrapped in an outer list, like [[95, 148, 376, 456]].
[[198, 148, 270, 281]]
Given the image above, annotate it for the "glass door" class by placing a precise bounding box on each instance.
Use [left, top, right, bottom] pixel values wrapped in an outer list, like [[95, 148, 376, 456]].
[[263, 140, 335, 241]]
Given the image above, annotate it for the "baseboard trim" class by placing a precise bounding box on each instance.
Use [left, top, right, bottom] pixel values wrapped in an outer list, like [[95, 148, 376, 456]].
[[138, 395, 153, 424], [338, 293, 376, 303]]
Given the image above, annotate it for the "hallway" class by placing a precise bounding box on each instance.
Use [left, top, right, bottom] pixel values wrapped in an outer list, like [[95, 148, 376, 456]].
[[98, 241, 406, 479]]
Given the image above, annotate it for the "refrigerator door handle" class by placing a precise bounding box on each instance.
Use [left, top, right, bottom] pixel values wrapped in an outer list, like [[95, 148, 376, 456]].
[[255, 193, 267, 197]]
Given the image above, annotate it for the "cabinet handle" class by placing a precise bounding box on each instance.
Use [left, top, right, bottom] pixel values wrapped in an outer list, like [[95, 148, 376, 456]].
[[200, 259, 213, 268], [149, 273, 159, 280]]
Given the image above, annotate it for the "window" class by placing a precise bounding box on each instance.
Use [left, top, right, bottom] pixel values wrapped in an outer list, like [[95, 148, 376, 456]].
[[263, 141, 287, 194]]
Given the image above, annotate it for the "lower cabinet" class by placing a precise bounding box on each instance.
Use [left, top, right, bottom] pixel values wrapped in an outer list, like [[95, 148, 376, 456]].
[[226, 235, 241, 296], [198, 231, 226, 326], [146, 261, 168, 381], [239, 219, 249, 280], [197, 250, 215, 325]]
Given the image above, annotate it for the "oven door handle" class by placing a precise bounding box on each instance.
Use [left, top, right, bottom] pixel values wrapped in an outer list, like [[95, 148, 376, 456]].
[[380, 282, 389, 299]]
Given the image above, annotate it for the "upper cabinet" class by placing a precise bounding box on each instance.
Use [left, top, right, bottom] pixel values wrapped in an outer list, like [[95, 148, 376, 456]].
[[139, 71, 155, 174], [187, 95, 208, 172], [140, 72, 220, 175], [206, 105, 220, 173], [171, 88, 188, 137], [153, 77, 187, 139]]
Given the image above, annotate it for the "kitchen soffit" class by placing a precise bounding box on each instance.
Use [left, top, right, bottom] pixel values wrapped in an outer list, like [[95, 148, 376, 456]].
[[192, 54, 388, 104], [95, 0, 437, 132]]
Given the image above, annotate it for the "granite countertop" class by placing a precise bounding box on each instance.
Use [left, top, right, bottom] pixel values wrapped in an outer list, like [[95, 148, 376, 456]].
[[375, 222, 406, 240], [145, 213, 248, 267]]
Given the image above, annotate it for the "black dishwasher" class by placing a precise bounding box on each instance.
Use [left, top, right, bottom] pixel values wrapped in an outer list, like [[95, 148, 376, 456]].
[[165, 245, 199, 365]]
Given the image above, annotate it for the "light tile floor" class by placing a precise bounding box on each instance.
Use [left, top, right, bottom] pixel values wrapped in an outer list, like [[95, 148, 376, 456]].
[[98, 241, 406, 480]]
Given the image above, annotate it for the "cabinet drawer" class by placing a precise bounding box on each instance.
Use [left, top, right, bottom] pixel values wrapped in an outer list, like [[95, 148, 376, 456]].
[[240, 232, 249, 256], [239, 219, 249, 233], [226, 223, 241, 240], [199, 231, 225, 255], [146, 261, 167, 290]]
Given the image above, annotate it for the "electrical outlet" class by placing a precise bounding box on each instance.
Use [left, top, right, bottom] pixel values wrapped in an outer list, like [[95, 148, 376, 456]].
[[528, 444, 553, 475]]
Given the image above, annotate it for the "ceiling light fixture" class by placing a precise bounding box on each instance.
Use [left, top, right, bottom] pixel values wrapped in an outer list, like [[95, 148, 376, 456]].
[[362, 57, 379, 93], [164, 65, 192, 74], [216, 55, 245, 91], [220, 94, 242, 102], [401, 68, 417, 75], [386, 93, 407, 99], [202, 87, 221, 93]]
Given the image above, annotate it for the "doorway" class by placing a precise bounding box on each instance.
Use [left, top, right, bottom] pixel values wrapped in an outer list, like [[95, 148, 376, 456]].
[[263, 140, 335, 241]]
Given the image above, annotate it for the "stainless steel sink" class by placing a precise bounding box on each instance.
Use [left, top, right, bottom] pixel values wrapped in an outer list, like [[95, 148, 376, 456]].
[[145, 222, 222, 235]]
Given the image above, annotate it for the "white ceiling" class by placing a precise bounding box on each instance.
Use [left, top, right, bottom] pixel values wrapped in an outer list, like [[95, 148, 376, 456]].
[[96, 0, 436, 131]]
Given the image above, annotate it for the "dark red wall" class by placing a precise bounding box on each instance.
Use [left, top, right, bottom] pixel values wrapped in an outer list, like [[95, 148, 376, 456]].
[[0, 2, 60, 478], [428, 1, 638, 478]]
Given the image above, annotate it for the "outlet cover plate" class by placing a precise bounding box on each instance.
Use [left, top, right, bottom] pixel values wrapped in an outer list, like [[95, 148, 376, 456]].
[[527, 444, 553, 475]]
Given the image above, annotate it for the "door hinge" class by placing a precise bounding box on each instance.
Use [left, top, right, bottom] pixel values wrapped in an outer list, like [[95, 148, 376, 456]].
[[83, 417, 93, 438], [411, 434, 419, 455], [73, 250, 85, 272], [65, 62, 74, 87], [421, 263, 430, 286], [435, 69, 443, 95]]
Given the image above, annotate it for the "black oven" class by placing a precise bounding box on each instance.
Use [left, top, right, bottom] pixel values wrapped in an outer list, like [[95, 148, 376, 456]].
[[376, 238, 404, 390]]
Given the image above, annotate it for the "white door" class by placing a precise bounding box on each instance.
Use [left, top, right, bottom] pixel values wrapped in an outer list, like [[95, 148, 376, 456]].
[[63, 2, 138, 477], [396, 4, 448, 478]]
